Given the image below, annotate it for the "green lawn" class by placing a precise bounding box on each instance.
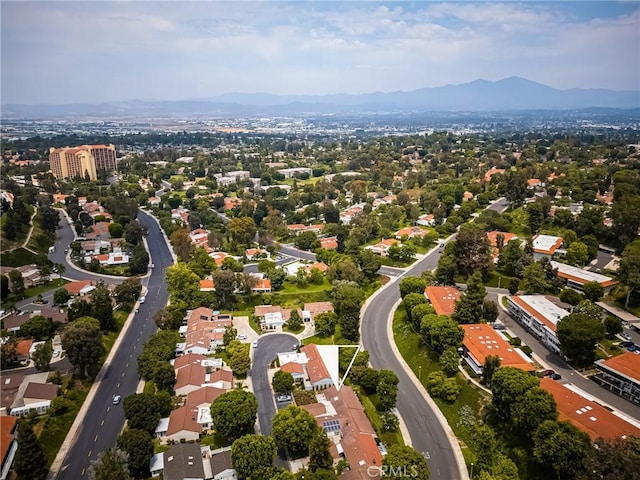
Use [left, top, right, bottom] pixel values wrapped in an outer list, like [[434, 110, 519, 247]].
[[36, 378, 90, 466], [103, 311, 129, 354], [283, 323, 305, 334], [392, 308, 489, 466], [358, 391, 404, 448], [302, 325, 355, 346], [484, 271, 512, 289], [200, 432, 232, 449], [24, 278, 69, 298], [0, 247, 40, 267], [280, 278, 332, 294]]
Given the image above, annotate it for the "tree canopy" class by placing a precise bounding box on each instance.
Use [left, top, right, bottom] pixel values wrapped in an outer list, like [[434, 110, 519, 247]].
[[210, 389, 258, 440]]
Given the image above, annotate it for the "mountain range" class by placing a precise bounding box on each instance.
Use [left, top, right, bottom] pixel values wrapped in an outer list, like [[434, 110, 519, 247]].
[[3, 77, 639, 119]]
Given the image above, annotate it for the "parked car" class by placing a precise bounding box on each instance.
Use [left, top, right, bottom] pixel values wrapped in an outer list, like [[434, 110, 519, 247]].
[[291, 343, 299, 351], [626, 344, 639, 353], [276, 393, 292, 403], [252, 340, 258, 348], [236, 334, 247, 340], [619, 341, 634, 348], [539, 369, 555, 377], [620, 333, 632, 341], [550, 373, 562, 381]]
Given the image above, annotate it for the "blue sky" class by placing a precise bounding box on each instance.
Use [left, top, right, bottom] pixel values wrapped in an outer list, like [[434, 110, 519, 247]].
[[1, 1, 638, 104]]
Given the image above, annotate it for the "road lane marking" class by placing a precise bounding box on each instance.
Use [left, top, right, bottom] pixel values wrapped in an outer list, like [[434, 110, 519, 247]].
[[88, 450, 91, 457], [81, 468, 85, 476], [117, 382, 120, 388], [126, 362, 129, 368], [101, 420, 104, 426], [107, 406, 110, 412], [94, 435, 98, 442]]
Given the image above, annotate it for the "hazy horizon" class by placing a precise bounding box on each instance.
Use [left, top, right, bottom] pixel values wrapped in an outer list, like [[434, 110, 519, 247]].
[[2, 1, 639, 104]]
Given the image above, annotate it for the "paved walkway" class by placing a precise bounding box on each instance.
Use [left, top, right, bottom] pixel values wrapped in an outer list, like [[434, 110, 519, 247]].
[[1, 208, 38, 254]]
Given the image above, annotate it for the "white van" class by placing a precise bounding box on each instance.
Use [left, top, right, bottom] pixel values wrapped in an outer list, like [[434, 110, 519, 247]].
[[139, 296, 146, 304]]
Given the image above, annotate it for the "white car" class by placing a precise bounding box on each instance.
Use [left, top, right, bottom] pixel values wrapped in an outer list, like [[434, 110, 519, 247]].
[[236, 334, 248, 340], [252, 340, 259, 348], [112, 395, 122, 405]]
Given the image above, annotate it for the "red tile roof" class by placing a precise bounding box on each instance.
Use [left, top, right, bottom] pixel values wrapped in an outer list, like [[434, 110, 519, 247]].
[[541, 377, 640, 440], [424, 286, 461, 317], [185, 386, 227, 408], [300, 344, 332, 385], [598, 352, 640, 383], [462, 324, 533, 371], [0, 415, 17, 464], [166, 406, 200, 436], [281, 362, 304, 374]]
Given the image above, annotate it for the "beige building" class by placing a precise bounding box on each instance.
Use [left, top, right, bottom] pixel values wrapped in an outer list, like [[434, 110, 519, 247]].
[[49, 144, 117, 180]]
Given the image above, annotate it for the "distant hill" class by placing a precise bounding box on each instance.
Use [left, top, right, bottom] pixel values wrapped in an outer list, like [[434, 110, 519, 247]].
[[3, 77, 639, 118]]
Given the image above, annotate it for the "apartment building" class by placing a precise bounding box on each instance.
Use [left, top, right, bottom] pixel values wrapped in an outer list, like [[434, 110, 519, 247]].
[[49, 144, 117, 180]]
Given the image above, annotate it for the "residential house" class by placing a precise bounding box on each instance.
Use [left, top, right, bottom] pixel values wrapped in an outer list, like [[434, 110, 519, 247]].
[[532, 234, 564, 261], [64, 280, 96, 297], [9, 373, 58, 417], [461, 324, 534, 375], [424, 286, 461, 317], [484, 168, 505, 182], [416, 214, 436, 227], [300, 344, 334, 390], [594, 352, 640, 405], [302, 302, 334, 323], [251, 278, 272, 294], [595, 302, 640, 331], [320, 236, 338, 249], [339, 204, 365, 225], [286, 224, 324, 235], [277, 167, 312, 179], [280, 362, 306, 381], [0, 416, 17, 480], [245, 248, 269, 260], [13, 265, 41, 287], [302, 386, 383, 480], [181, 309, 233, 356], [487, 231, 519, 263], [550, 261, 617, 293], [395, 226, 429, 239], [364, 238, 399, 256], [254, 305, 291, 330], [150, 444, 236, 480], [540, 377, 640, 439], [506, 295, 570, 355], [165, 406, 202, 442], [148, 196, 161, 207]]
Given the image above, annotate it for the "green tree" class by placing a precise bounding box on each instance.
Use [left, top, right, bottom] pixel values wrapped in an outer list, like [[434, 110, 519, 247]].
[[583, 435, 640, 480], [308, 429, 334, 472], [403, 292, 428, 322], [0, 274, 9, 300], [169, 228, 194, 262], [332, 282, 364, 342], [223, 325, 238, 346], [453, 271, 486, 324], [88, 448, 132, 480], [581, 281, 604, 302], [471, 424, 499, 473], [9, 270, 25, 299], [90, 282, 116, 331], [527, 201, 545, 235], [619, 239, 640, 307], [377, 369, 400, 411], [482, 355, 501, 387], [20, 315, 53, 340], [564, 241, 589, 266], [211, 389, 258, 440], [519, 262, 550, 294], [152, 362, 176, 394], [454, 223, 492, 278], [231, 434, 276, 480], [166, 263, 200, 305], [358, 249, 382, 279], [559, 288, 583, 306], [188, 246, 218, 279], [604, 315, 623, 339], [294, 231, 321, 251], [426, 371, 460, 402], [490, 367, 539, 420], [314, 311, 337, 337], [556, 313, 605, 366], [410, 303, 436, 330], [611, 194, 640, 249], [440, 347, 460, 376], [14, 421, 48, 480], [286, 309, 303, 332], [123, 394, 162, 434], [272, 369, 294, 394], [533, 420, 592, 480], [357, 367, 380, 393], [227, 340, 251, 376], [53, 287, 71, 306], [61, 316, 105, 377], [32, 342, 52, 372], [399, 276, 427, 299], [435, 254, 456, 285], [212, 269, 237, 310], [115, 277, 142, 305], [272, 405, 318, 454], [420, 314, 464, 354], [382, 445, 430, 479], [227, 216, 257, 247], [117, 428, 153, 478], [108, 222, 124, 238], [511, 387, 558, 436]]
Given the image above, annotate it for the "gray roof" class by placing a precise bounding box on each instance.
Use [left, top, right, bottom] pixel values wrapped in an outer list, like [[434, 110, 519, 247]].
[[163, 443, 204, 480], [209, 449, 232, 477]]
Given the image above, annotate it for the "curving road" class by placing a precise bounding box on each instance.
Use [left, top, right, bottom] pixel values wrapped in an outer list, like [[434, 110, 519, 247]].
[[52, 210, 173, 480], [360, 198, 509, 480], [250, 333, 298, 436]]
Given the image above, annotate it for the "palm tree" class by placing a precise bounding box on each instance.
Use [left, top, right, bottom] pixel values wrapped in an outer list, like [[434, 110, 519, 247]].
[[53, 263, 66, 281]]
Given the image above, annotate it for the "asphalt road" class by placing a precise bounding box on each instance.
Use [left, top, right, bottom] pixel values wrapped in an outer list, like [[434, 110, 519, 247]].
[[362, 244, 459, 479], [53, 210, 173, 480], [250, 333, 297, 437]]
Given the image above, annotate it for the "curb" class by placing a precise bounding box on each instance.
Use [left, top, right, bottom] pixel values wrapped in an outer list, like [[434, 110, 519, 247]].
[[385, 298, 470, 480]]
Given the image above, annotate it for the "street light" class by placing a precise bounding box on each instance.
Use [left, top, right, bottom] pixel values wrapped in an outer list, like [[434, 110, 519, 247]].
[[418, 366, 422, 381], [470, 463, 474, 479]]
